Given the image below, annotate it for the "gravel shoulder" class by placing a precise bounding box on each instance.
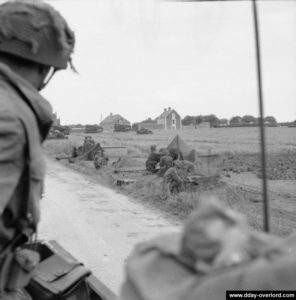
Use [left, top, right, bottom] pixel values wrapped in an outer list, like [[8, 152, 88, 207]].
[[38, 157, 180, 294]]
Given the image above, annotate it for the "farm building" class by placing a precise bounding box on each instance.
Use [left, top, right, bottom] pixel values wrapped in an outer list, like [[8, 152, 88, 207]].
[[155, 107, 182, 130], [100, 113, 130, 131]]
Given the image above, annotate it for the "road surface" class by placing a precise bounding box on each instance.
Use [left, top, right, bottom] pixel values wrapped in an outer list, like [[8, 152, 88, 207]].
[[38, 158, 180, 294]]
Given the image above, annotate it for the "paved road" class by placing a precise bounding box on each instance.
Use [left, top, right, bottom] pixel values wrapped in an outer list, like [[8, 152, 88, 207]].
[[38, 158, 180, 294]]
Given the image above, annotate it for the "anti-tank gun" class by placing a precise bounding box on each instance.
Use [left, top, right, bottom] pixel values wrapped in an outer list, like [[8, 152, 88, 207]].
[[120, 1, 296, 299]]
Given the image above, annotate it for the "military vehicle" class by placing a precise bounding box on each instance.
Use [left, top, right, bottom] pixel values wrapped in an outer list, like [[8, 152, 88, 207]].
[[136, 128, 153, 134], [113, 124, 131, 132], [85, 124, 104, 133], [47, 130, 68, 140], [47, 125, 71, 140]]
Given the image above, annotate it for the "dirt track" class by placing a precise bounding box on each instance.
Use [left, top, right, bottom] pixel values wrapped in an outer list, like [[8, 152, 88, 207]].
[[38, 158, 180, 294]]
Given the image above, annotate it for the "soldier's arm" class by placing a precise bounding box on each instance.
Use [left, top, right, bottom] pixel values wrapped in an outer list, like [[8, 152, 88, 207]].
[[0, 106, 26, 214]]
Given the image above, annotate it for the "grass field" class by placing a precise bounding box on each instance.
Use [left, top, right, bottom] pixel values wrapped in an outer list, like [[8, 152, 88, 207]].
[[45, 126, 296, 157], [44, 127, 296, 237]]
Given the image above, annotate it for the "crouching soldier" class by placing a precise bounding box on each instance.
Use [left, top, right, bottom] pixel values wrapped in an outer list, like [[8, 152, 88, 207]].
[[145, 145, 160, 173], [0, 1, 75, 298], [158, 155, 174, 177], [163, 160, 197, 194], [94, 148, 109, 170], [157, 148, 179, 177], [163, 161, 187, 194]]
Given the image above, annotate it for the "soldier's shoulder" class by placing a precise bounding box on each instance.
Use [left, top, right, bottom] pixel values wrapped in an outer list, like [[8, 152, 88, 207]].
[[0, 78, 37, 113], [0, 82, 25, 133], [0, 81, 19, 113]]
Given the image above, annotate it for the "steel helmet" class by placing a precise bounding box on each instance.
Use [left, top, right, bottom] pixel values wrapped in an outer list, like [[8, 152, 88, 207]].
[[0, 0, 75, 70]]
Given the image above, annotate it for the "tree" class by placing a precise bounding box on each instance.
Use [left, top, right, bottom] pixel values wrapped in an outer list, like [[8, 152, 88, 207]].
[[202, 114, 219, 127], [242, 115, 256, 124], [218, 118, 228, 125], [229, 116, 242, 125], [264, 116, 277, 124], [182, 115, 195, 126], [195, 115, 203, 126]]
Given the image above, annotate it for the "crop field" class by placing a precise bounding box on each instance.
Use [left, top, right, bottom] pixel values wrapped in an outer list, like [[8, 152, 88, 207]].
[[44, 127, 296, 237]]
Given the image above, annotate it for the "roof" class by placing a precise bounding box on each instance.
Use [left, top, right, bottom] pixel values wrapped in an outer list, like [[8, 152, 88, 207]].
[[155, 108, 180, 121], [140, 118, 156, 124], [100, 114, 130, 125]]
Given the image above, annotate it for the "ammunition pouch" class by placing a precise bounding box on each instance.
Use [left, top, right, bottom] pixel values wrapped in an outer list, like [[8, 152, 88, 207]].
[[26, 241, 92, 300]]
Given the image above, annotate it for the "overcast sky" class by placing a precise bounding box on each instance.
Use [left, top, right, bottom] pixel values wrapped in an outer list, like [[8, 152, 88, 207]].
[[41, 0, 296, 124]]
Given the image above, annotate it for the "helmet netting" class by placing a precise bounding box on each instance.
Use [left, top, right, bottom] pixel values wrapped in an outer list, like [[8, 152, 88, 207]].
[[0, 0, 75, 56]]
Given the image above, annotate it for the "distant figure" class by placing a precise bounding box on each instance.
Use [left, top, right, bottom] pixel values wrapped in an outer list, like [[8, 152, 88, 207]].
[[72, 147, 78, 158], [150, 144, 156, 153], [94, 147, 109, 169], [157, 155, 174, 177], [145, 145, 160, 173], [158, 148, 182, 177], [163, 160, 196, 194], [163, 161, 186, 194], [169, 148, 179, 161], [83, 136, 96, 160]]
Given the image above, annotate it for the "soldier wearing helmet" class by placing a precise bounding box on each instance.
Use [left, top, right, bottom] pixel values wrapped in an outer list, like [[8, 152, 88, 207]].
[[0, 1, 75, 298]]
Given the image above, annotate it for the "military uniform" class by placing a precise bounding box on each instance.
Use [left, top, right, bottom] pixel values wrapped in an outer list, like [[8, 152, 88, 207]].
[[163, 167, 186, 194], [157, 155, 173, 177], [0, 63, 52, 297], [163, 160, 196, 194], [0, 63, 52, 248], [94, 149, 108, 169], [83, 137, 96, 160], [145, 152, 160, 173]]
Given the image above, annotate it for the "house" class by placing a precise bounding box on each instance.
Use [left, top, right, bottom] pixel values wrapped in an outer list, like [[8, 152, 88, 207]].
[[155, 107, 182, 130], [100, 113, 130, 131]]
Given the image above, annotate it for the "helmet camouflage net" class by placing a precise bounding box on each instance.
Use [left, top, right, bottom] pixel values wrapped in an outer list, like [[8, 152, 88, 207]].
[[0, 0, 75, 69]]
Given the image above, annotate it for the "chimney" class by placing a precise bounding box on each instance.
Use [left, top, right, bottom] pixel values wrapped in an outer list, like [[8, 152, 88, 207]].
[[168, 107, 171, 111], [110, 113, 113, 116], [164, 108, 167, 112]]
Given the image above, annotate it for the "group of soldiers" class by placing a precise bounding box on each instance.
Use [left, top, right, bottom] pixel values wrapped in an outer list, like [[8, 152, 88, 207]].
[[145, 145, 197, 195], [70, 136, 109, 169], [82, 136, 109, 169], [0, 1, 293, 299]]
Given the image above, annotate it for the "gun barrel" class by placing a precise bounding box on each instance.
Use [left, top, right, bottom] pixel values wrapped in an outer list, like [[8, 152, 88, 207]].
[[55, 156, 73, 161]]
